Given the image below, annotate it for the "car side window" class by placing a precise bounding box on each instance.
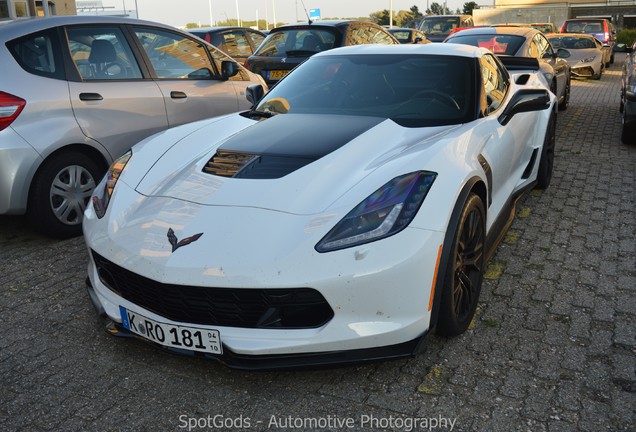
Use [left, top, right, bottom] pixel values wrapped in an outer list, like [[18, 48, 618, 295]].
[[247, 30, 265, 50], [133, 27, 219, 80], [534, 34, 554, 59], [345, 24, 395, 45], [480, 54, 509, 115], [220, 31, 252, 58], [8, 29, 64, 80], [66, 27, 142, 80]]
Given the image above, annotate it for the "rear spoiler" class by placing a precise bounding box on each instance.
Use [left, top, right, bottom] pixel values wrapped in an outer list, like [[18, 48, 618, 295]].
[[497, 55, 540, 71]]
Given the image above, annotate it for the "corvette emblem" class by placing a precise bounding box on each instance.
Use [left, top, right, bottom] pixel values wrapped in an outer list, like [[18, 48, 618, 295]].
[[167, 228, 203, 253]]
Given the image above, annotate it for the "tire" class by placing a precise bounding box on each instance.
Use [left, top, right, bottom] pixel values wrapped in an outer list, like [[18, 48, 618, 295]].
[[594, 68, 603, 81], [610, 52, 615, 65], [436, 193, 486, 337], [558, 76, 570, 111], [27, 151, 103, 239], [536, 111, 557, 189]]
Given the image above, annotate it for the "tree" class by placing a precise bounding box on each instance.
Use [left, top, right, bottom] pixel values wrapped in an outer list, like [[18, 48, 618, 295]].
[[427, 3, 445, 15], [370, 9, 391, 26], [399, 5, 424, 28], [462, 2, 479, 15]]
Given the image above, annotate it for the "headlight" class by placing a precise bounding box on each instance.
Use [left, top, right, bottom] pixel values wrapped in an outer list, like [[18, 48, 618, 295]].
[[315, 171, 436, 252], [581, 56, 596, 63], [91, 150, 132, 219]]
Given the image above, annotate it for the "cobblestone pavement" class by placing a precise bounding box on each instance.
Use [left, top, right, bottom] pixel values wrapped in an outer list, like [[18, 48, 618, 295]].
[[1, 57, 635, 432]]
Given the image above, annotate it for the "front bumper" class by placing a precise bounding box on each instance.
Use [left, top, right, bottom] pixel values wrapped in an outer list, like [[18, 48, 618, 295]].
[[571, 64, 600, 79], [87, 277, 426, 370], [84, 198, 444, 369]]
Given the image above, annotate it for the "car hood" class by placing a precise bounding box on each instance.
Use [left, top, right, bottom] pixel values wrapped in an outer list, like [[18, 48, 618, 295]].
[[133, 113, 456, 215], [566, 48, 602, 62]]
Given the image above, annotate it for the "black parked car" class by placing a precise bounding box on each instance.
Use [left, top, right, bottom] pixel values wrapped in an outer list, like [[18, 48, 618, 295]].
[[388, 28, 430, 44], [189, 26, 266, 65], [245, 20, 399, 86], [620, 43, 636, 144]]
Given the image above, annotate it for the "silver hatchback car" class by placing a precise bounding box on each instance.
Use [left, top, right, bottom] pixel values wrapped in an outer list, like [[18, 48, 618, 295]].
[[0, 16, 266, 238]]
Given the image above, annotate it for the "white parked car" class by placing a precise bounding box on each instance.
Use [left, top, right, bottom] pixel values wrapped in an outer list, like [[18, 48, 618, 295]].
[[0, 16, 266, 238], [83, 43, 557, 369], [548, 33, 605, 80]]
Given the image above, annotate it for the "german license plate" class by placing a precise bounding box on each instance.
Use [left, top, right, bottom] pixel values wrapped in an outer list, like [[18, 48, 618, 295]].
[[268, 70, 289, 80], [120, 306, 222, 355]]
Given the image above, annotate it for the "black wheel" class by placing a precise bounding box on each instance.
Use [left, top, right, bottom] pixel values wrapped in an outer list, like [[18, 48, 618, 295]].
[[594, 68, 603, 80], [536, 111, 556, 189], [436, 193, 486, 336], [558, 76, 570, 111], [610, 53, 615, 65], [27, 151, 103, 238]]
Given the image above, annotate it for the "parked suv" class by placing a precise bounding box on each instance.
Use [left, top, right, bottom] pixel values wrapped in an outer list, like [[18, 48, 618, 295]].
[[418, 15, 474, 42], [245, 20, 399, 86], [0, 16, 266, 238], [561, 18, 616, 66]]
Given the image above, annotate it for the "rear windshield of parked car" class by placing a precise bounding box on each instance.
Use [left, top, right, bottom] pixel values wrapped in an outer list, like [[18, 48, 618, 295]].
[[563, 21, 604, 33], [447, 34, 525, 55], [254, 28, 337, 57]]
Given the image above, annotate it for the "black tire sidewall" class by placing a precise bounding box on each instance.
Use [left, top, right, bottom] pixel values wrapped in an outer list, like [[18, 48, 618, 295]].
[[436, 193, 486, 337], [27, 152, 103, 239]]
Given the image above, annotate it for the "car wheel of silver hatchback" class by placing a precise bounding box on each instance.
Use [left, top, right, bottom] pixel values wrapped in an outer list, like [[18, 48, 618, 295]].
[[28, 152, 103, 239]]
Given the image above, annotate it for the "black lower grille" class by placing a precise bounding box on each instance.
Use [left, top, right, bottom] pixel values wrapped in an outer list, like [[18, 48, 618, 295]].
[[91, 251, 334, 329]]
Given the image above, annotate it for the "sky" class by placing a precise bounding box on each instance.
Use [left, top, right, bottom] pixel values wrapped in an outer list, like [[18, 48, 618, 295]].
[[93, 1, 466, 29]]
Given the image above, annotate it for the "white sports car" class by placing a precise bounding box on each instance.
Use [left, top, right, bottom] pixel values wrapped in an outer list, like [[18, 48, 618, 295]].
[[83, 43, 557, 369]]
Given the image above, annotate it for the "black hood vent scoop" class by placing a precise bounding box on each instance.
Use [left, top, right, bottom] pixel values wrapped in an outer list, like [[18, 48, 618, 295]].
[[204, 150, 316, 179], [202, 114, 385, 179]]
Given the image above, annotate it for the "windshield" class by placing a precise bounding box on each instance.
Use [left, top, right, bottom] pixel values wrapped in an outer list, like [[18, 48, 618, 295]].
[[447, 34, 526, 55], [548, 36, 597, 49], [254, 54, 476, 127], [419, 17, 460, 36], [254, 28, 337, 57]]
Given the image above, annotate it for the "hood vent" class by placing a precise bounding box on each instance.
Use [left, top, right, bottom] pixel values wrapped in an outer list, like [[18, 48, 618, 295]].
[[203, 149, 315, 179]]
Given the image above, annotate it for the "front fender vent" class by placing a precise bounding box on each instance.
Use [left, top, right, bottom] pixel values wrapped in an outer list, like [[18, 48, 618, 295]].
[[203, 150, 315, 179]]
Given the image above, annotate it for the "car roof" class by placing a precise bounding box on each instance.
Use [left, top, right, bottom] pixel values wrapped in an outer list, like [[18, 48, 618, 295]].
[[191, 26, 264, 34], [549, 33, 596, 39], [388, 28, 419, 32], [270, 20, 374, 31], [311, 42, 484, 58], [449, 26, 540, 37], [0, 15, 177, 41]]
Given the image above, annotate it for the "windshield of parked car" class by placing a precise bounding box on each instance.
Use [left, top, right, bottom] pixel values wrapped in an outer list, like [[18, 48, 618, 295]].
[[419, 17, 461, 37], [446, 34, 526, 55], [548, 36, 597, 50], [253, 54, 476, 127], [254, 28, 337, 57]]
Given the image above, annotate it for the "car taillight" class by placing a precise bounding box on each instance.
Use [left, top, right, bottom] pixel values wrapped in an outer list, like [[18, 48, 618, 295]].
[[0, 91, 26, 132], [603, 21, 610, 43], [604, 32, 610, 43]]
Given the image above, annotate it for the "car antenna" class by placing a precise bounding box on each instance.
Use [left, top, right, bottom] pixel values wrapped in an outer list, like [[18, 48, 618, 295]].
[[300, 0, 312, 24]]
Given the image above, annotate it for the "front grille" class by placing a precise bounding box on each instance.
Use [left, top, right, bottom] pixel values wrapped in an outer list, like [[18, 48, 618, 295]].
[[92, 251, 334, 329]]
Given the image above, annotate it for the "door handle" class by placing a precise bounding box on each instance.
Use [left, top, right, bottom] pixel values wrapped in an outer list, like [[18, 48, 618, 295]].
[[170, 91, 187, 99], [79, 93, 103, 101]]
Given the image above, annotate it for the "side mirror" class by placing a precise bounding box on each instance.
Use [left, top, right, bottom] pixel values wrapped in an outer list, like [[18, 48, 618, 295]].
[[246, 83, 265, 107], [556, 48, 571, 58], [498, 89, 550, 126], [221, 60, 239, 80], [414, 37, 423, 43]]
